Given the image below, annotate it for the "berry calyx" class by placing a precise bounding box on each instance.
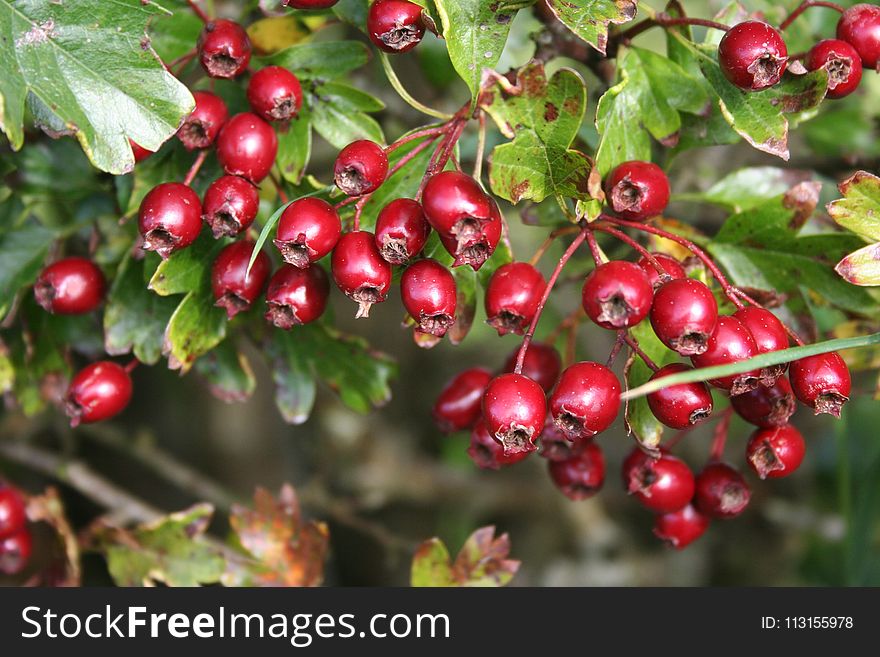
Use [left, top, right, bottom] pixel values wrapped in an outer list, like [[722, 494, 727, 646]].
[[178, 90, 228, 150], [837, 3, 880, 69], [211, 241, 271, 319], [694, 463, 751, 519], [274, 198, 342, 268], [623, 449, 695, 513], [34, 257, 106, 315], [691, 315, 760, 395], [374, 198, 430, 264], [789, 351, 851, 417], [138, 182, 203, 259], [730, 376, 796, 428], [0, 529, 32, 575], [605, 161, 671, 221], [549, 361, 621, 440], [650, 278, 719, 356], [806, 39, 863, 99], [400, 258, 457, 336], [481, 373, 547, 455], [718, 20, 788, 91], [548, 442, 606, 501], [202, 175, 259, 238], [502, 343, 562, 393], [582, 260, 654, 330], [484, 262, 546, 336], [367, 0, 426, 54], [216, 113, 278, 183], [198, 19, 251, 79], [247, 66, 303, 122], [264, 264, 330, 328], [334, 140, 389, 196], [432, 367, 493, 433], [64, 361, 133, 427], [653, 505, 709, 550], [636, 252, 686, 289], [468, 419, 531, 470], [331, 231, 392, 318], [0, 486, 26, 540], [646, 363, 714, 430], [734, 306, 789, 384], [284, 0, 339, 8], [746, 424, 806, 480]]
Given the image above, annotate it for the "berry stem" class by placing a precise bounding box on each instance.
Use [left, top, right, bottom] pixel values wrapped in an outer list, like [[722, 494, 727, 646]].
[[779, 1, 844, 32], [732, 288, 806, 346], [187, 0, 210, 23], [384, 126, 445, 153], [709, 407, 734, 461], [271, 174, 290, 204], [584, 229, 604, 266], [474, 111, 487, 182], [124, 359, 140, 374], [590, 224, 669, 276], [623, 333, 660, 372], [606, 330, 627, 368], [616, 13, 729, 43], [168, 49, 197, 74], [528, 226, 580, 266], [182, 150, 208, 187]]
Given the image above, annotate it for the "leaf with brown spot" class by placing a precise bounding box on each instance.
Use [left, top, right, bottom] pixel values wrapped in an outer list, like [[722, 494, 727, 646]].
[[783, 181, 822, 230], [411, 526, 519, 587], [828, 170, 880, 242], [25, 487, 80, 586], [545, 0, 637, 54], [836, 243, 880, 286]]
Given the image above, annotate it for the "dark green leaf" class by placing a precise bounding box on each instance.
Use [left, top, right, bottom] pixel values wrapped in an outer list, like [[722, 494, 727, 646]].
[[449, 266, 477, 345], [0, 219, 55, 320], [310, 81, 384, 149], [544, 0, 636, 54], [266, 330, 317, 425], [193, 340, 257, 403], [259, 41, 370, 79], [276, 109, 312, 185], [162, 286, 228, 373]]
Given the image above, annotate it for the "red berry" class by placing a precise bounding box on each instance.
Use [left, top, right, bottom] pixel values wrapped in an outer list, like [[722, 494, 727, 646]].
[[334, 140, 389, 196], [274, 198, 342, 268], [198, 19, 251, 79], [484, 262, 546, 336], [623, 449, 695, 513], [34, 257, 105, 315], [653, 505, 709, 550], [548, 442, 606, 501], [646, 363, 713, 430], [837, 3, 880, 69], [538, 420, 589, 462], [806, 39, 863, 99], [216, 113, 278, 183], [138, 183, 203, 259], [284, 0, 338, 7], [733, 306, 789, 384], [265, 264, 330, 328], [0, 529, 32, 575], [746, 424, 805, 479], [694, 463, 750, 519], [331, 231, 392, 318], [718, 20, 788, 91], [502, 343, 562, 393], [368, 0, 426, 54], [65, 361, 133, 427], [374, 198, 430, 264], [0, 487, 26, 540], [691, 315, 760, 395], [247, 66, 303, 122], [202, 175, 259, 238], [730, 376, 796, 428], [400, 258, 457, 336], [605, 161, 670, 221], [130, 140, 153, 163], [636, 252, 686, 289], [211, 241, 271, 319], [468, 418, 531, 470], [482, 373, 547, 455], [650, 278, 718, 356], [432, 367, 492, 433], [582, 260, 653, 330], [549, 361, 621, 440], [789, 351, 851, 417], [178, 90, 228, 150]]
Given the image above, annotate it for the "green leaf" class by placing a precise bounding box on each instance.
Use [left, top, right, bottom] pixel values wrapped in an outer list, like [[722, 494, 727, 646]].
[[163, 286, 227, 373], [149, 233, 227, 296], [332, 0, 370, 31], [449, 266, 477, 345], [194, 341, 257, 403], [544, 0, 637, 54], [0, 218, 55, 320], [266, 330, 317, 425], [276, 109, 312, 185], [0, 0, 194, 174], [411, 526, 519, 587], [625, 320, 677, 450], [148, 2, 203, 63], [835, 243, 880, 286], [260, 41, 370, 79], [827, 171, 880, 242], [696, 166, 814, 212], [310, 81, 384, 149]]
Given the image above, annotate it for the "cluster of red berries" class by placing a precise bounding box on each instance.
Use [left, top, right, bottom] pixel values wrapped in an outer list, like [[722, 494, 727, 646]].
[[0, 484, 30, 576]]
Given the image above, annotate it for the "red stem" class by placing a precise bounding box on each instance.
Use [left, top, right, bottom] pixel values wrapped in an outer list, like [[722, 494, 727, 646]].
[[271, 175, 290, 204], [584, 229, 604, 266], [182, 150, 208, 187], [623, 334, 659, 372], [124, 359, 140, 374], [590, 225, 668, 276], [607, 331, 627, 368], [616, 13, 729, 43], [187, 0, 210, 23], [709, 408, 734, 461], [779, 1, 844, 32], [384, 126, 444, 153], [168, 49, 197, 74]]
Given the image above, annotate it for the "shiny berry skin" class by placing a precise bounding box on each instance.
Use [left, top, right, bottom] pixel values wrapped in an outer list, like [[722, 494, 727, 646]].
[[211, 241, 271, 319], [605, 161, 670, 221], [549, 361, 621, 440], [650, 278, 718, 356], [646, 363, 713, 430], [368, 0, 426, 54], [332, 231, 392, 318], [284, 0, 338, 7], [34, 257, 106, 315], [539, 421, 589, 462], [653, 505, 709, 550], [734, 306, 789, 384], [130, 140, 153, 163], [746, 424, 805, 480], [216, 113, 278, 183], [482, 373, 547, 455], [582, 260, 653, 330], [0, 529, 32, 575], [485, 262, 546, 336], [694, 463, 750, 519], [264, 264, 330, 329], [468, 419, 531, 470], [400, 258, 457, 336], [178, 90, 228, 150], [433, 367, 493, 433], [502, 343, 561, 393], [731, 376, 796, 428], [198, 19, 251, 79], [637, 252, 686, 289], [334, 140, 389, 196], [247, 66, 303, 122], [202, 175, 259, 238], [549, 442, 606, 501], [623, 449, 695, 513], [806, 39, 863, 99], [274, 198, 342, 268], [374, 198, 430, 264], [138, 183, 203, 259], [837, 4, 880, 69], [691, 315, 760, 395], [0, 487, 26, 540], [64, 361, 133, 428], [789, 351, 851, 417], [718, 20, 788, 91]]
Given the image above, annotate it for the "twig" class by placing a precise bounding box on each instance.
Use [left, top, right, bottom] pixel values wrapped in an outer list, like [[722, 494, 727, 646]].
[[779, 1, 844, 31], [182, 150, 208, 187]]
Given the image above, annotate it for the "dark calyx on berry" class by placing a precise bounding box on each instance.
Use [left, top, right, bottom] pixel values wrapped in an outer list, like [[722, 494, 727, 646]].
[[731, 376, 796, 428], [549, 361, 621, 439], [211, 241, 271, 319], [582, 260, 653, 329], [746, 424, 805, 479], [265, 264, 330, 328], [481, 373, 547, 455], [247, 66, 303, 122], [331, 231, 392, 319], [374, 198, 430, 264], [718, 20, 788, 91], [334, 140, 389, 196], [178, 91, 228, 150], [400, 258, 457, 336], [34, 257, 106, 315], [694, 463, 751, 519], [650, 278, 719, 356], [647, 363, 713, 430], [64, 361, 133, 427], [789, 351, 851, 417], [468, 419, 530, 470], [605, 161, 670, 221], [691, 315, 760, 396], [806, 39, 863, 99], [275, 198, 342, 268], [138, 183, 203, 259], [198, 19, 251, 79], [368, 0, 426, 54], [484, 262, 546, 336], [202, 175, 259, 238]]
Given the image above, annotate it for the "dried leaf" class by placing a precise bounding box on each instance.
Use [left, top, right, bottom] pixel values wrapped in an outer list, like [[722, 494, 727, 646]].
[[411, 526, 519, 587]]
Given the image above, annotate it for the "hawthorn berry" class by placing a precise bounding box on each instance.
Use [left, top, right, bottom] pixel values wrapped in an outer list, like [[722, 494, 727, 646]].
[[653, 505, 709, 550], [837, 3, 880, 69], [368, 0, 426, 54], [582, 260, 653, 330], [400, 258, 457, 336], [274, 198, 342, 268], [806, 39, 863, 99], [691, 315, 760, 395], [484, 262, 546, 336], [374, 198, 430, 264], [178, 90, 228, 150], [202, 175, 259, 238], [605, 161, 670, 221], [65, 361, 133, 428], [746, 424, 806, 480], [436, 200, 502, 270], [468, 419, 531, 470], [502, 343, 562, 393], [198, 19, 251, 79], [538, 421, 588, 462], [432, 367, 493, 433], [623, 449, 695, 513], [284, 0, 338, 8], [637, 252, 686, 289], [332, 231, 392, 318], [265, 264, 330, 328], [138, 182, 203, 259], [646, 363, 713, 430], [789, 351, 851, 417], [0, 529, 32, 575], [247, 66, 303, 122], [211, 241, 271, 319], [549, 361, 621, 440], [0, 487, 26, 540], [718, 20, 788, 91], [733, 306, 789, 384], [481, 373, 547, 455], [34, 257, 106, 315], [548, 442, 606, 501], [334, 140, 389, 196], [216, 113, 278, 183], [130, 140, 153, 163], [650, 278, 719, 356], [730, 376, 796, 428], [694, 463, 751, 519]]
